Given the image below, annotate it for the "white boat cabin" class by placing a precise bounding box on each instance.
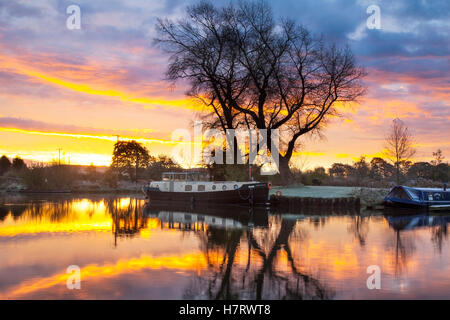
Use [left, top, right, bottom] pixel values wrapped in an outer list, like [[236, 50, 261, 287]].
[[149, 171, 258, 193]]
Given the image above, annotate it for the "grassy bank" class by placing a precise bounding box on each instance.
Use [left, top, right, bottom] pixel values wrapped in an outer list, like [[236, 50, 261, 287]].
[[270, 185, 388, 209]]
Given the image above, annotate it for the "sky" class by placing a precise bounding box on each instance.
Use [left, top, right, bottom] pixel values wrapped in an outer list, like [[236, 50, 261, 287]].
[[0, 0, 449, 169]]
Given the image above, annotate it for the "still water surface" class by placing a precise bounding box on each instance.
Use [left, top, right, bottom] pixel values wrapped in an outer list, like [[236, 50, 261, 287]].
[[0, 195, 449, 299]]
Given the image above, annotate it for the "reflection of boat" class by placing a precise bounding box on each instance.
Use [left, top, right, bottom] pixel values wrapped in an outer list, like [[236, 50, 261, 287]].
[[385, 214, 450, 231], [142, 172, 269, 206], [143, 202, 269, 228], [149, 211, 245, 230], [384, 185, 450, 210]]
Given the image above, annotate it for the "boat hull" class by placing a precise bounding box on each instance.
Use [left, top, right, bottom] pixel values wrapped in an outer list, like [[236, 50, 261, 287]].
[[143, 183, 269, 206], [384, 198, 450, 211]]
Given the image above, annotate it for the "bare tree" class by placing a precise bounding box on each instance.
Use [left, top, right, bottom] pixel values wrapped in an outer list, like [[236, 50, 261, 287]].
[[431, 149, 445, 166], [155, 0, 366, 185], [384, 118, 416, 184]]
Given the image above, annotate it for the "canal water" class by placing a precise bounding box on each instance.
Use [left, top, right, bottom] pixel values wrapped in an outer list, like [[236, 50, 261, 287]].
[[0, 195, 449, 299]]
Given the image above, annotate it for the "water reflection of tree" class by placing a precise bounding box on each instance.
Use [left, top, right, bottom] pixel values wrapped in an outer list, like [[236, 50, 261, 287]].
[[106, 198, 147, 245], [0, 200, 72, 221], [0, 205, 9, 221], [309, 215, 328, 230], [431, 224, 448, 253], [347, 216, 369, 247], [185, 218, 333, 300], [386, 228, 416, 277], [386, 215, 450, 275]]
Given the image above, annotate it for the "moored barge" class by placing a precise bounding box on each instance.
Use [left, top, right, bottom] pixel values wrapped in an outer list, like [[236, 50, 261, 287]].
[[384, 185, 450, 211], [142, 172, 270, 206]]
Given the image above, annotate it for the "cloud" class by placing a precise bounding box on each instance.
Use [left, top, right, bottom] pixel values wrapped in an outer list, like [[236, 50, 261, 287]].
[[0, 116, 185, 144]]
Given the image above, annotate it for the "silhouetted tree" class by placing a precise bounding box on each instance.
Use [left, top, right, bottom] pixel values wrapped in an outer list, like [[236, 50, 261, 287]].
[[155, 0, 366, 185], [407, 162, 433, 180], [369, 157, 394, 180], [384, 118, 416, 184], [146, 155, 182, 180], [430, 149, 448, 182], [431, 149, 444, 166], [329, 163, 353, 179], [433, 163, 449, 183], [12, 157, 27, 171], [352, 156, 369, 185], [0, 155, 11, 175], [111, 140, 151, 182]]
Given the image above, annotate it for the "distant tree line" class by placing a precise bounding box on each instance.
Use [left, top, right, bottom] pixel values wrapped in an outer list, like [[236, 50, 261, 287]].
[[292, 151, 448, 188], [1, 136, 447, 190], [0, 141, 184, 191]]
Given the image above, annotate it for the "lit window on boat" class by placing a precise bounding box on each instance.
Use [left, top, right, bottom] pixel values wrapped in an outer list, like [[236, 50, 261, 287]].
[[185, 185, 192, 191], [175, 174, 186, 181], [198, 185, 205, 191]]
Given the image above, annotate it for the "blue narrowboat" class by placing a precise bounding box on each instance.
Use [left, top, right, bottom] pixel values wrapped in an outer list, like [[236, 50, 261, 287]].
[[384, 185, 450, 210]]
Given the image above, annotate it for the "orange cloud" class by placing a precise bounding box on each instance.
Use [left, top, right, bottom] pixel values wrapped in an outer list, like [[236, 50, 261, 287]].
[[0, 127, 179, 145], [0, 52, 202, 111]]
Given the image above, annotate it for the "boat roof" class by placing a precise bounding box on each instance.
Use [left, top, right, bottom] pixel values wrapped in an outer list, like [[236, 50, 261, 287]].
[[400, 186, 449, 192]]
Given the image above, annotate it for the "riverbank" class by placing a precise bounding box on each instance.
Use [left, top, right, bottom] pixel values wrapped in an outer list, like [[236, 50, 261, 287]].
[[1, 183, 388, 209], [270, 185, 388, 209], [0, 179, 144, 194]]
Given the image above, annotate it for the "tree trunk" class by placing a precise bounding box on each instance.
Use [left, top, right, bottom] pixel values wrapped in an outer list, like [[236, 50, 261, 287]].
[[395, 162, 400, 185], [279, 156, 293, 186]]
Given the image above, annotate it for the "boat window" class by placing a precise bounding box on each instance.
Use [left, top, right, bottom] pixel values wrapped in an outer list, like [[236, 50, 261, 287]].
[[222, 185, 227, 190], [198, 185, 205, 191], [391, 187, 410, 200], [162, 174, 171, 181], [175, 174, 186, 181], [388, 188, 400, 198], [234, 184, 238, 190], [212, 185, 216, 190], [400, 189, 409, 200], [405, 188, 420, 201], [185, 185, 192, 191]]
